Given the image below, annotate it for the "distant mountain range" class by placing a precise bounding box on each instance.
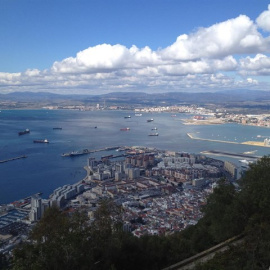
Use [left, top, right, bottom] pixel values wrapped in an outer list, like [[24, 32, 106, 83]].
[[1, 90, 270, 109]]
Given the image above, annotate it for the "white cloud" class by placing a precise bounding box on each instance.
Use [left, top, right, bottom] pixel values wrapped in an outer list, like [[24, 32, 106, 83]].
[[23, 69, 40, 77], [161, 15, 267, 60], [51, 44, 162, 74], [2, 5, 270, 94], [256, 4, 270, 32], [247, 77, 258, 84], [239, 54, 270, 75], [0, 72, 21, 85]]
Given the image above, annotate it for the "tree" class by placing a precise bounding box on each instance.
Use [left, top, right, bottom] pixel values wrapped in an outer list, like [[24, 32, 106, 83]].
[[194, 156, 270, 269], [12, 207, 94, 270], [201, 179, 243, 243], [0, 241, 9, 270], [239, 156, 270, 224]]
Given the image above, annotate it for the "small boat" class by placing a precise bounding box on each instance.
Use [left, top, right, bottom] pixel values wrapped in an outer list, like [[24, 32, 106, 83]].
[[116, 147, 127, 152], [148, 133, 159, 136], [18, 129, 30, 136], [120, 127, 130, 131], [53, 127, 62, 130], [151, 127, 157, 130], [124, 115, 131, 119], [243, 150, 257, 154], [147, 118, 154, 122], [239, 159, 251, 165], [33, 139, 49, 143], [135, 113, 142, 116]]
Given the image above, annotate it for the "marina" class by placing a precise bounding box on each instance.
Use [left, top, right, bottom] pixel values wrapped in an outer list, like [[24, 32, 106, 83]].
[[0, 210, 28, 229]]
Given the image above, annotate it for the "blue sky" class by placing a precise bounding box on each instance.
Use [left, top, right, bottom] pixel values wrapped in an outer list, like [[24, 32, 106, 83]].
[[1, 0, 270, 94]]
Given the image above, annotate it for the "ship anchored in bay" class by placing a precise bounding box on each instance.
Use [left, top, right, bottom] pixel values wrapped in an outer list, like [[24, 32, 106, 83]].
[[18, 129, 30, 136]]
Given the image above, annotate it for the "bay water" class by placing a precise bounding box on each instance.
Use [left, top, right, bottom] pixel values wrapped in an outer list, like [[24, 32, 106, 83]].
[[1, 109, 270, 204]]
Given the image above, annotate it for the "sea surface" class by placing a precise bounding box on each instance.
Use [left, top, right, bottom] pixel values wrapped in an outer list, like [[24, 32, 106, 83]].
[[1, 109, 270, 204]]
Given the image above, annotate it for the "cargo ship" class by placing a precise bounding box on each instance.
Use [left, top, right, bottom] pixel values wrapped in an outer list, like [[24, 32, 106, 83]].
[[148, 133, 159, 136], [120, 127, 130, 131], [147, 119, 154, 122], [33, 139, 49, 143], [18, 129, 30, 136]]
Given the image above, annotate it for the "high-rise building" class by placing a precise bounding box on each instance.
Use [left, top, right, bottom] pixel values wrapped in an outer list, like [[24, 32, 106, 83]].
[[29, 195, 42, 222]]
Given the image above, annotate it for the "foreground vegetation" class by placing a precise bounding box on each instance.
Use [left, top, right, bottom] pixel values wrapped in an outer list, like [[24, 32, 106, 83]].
[[7, 157, 270, 269]]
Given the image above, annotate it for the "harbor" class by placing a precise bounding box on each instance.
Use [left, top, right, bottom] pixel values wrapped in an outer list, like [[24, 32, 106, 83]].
[[2, 109, 270, 205]]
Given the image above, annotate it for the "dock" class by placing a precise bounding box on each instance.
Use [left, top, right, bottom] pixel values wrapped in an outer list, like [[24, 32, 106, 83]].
[[0, 155, 27, 164], [61, 146, 120, 157]]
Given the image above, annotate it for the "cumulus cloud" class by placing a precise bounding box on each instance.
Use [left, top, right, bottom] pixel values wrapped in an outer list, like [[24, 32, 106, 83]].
[[161, 15, 268, 60], [2, 5, 270, 94], [256, 4, 270, 32], [51, 44, 162, 74], [247, 77, 258, 84], [239, 54, 270, 75], [23, 69, 41, 77]]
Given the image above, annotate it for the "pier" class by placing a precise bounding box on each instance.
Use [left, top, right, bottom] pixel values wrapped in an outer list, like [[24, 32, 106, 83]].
[[61, 146, 120, 157], [0, 155, 27, 164]]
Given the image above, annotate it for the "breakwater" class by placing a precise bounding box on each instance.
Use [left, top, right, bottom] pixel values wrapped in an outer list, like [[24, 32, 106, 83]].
[[187, 133, 269, 148], [0, 155, 27, 164], [200, 150, 259, 159], [187, 133, 240, 145]]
